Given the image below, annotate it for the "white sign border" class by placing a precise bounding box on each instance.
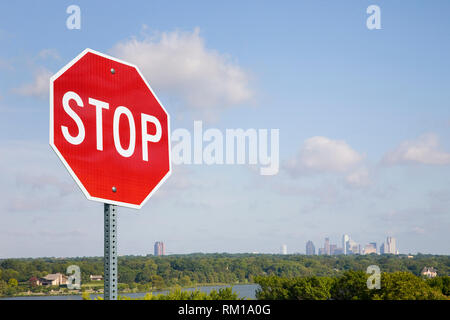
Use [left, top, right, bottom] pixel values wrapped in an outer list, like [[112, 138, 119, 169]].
[[49, 48, 172, 210]]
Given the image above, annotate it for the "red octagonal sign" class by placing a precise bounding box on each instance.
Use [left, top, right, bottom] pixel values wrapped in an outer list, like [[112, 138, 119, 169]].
[[50, 49, 171, 209]]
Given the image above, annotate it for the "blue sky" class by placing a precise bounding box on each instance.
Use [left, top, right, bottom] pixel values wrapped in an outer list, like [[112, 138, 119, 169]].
[[0, 1, 449, 257]]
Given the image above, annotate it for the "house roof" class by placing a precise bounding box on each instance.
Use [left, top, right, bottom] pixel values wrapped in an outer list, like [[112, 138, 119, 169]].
[[42, 273, 62, 280], [421, 267, 437, 273]]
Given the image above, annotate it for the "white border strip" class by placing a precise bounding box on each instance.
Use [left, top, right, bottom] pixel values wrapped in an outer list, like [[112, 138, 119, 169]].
[[49, 48, 172, 210]]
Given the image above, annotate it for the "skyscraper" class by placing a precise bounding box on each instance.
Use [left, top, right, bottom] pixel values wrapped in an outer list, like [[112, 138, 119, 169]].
[[281, 244, 287, 255], [363, 243, 377, 255], [347, 239, 359, 255], [324, 238, 330, 255], [342, 234, 350, 255], [154, 241, 165, 256], [330, 244, 337, 255], [386, 237, 397, 254], [306, 240, 315, 255]]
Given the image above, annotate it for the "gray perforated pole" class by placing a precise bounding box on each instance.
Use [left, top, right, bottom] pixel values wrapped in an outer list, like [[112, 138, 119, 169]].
[[104, 203, 118, 300]]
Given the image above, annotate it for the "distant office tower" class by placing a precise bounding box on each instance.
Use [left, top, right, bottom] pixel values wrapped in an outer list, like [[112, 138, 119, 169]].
[[385, 237, 397, 254], [330, 244, 337, 255], [347, 239, 359, 255], [364, 243, 377, 255], [281, 244, 287, 255], [306, 241, 315, 255], [342, 234, 350, 255], [318, 248, 325, 255], [324, 238, 330, 255], [154, 241, 165, 256], [380, 242, 385, 254]]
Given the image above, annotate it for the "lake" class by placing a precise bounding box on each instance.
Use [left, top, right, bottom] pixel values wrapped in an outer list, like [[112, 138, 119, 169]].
[[0, 284, 259, 300]]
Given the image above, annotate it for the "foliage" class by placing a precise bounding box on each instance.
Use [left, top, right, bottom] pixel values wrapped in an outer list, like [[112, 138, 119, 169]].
[[7, 278, 18, 287], [85, 287, 240, 300], [427, 275, 450, 296], [374, 272, 446, 300], [331, 270, 373, 300], [0, 253, 449, 297], [81, 291, 91, 300], [255, 271, 449, 300], [255, 275, 333, 300]]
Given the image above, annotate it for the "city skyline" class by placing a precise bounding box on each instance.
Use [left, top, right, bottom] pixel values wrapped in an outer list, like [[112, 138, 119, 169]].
[[0, 232, 441, 259], [305, 235, 399, 256]]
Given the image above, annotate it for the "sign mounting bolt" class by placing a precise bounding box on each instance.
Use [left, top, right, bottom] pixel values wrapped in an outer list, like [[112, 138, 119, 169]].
[[110, 68, 115, 74], [112, 186, 117, 193]]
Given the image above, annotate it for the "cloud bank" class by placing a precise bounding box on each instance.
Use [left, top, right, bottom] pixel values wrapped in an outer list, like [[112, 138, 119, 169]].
[[285, 136, 370, 187], [110, 28, 253, 120], [286, 136, 364, 173], [382, 133, 450, 166], [12, 67, 52, 99]]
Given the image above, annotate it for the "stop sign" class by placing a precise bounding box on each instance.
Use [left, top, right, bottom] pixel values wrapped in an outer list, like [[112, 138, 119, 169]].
[[50, 49, 171, 209]]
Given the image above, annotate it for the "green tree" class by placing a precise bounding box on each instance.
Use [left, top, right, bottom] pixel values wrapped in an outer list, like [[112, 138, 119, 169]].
[[8, 278, 18, 287], [255, 275, 333, 300], [81, 291, 91, 300], [118, 269, 136, 284], [376, 272, 446, 300], [330, 270, 374, 300], [427, 276, 450, 296], [179, 275, 192, 287], [0, 280, 7, 295], [151, 275, 165, 290]]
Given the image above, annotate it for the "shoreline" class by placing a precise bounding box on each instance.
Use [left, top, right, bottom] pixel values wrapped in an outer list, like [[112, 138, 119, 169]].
[[0, 282, 255, 299]]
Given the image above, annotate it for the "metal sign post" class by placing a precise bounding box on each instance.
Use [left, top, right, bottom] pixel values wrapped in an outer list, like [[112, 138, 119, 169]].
[[104, 203, 118, 300]]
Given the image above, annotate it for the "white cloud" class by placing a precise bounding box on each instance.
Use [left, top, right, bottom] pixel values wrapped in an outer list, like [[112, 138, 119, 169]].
[[285, 136, 364, 175], [110, 28, 253, 120], [345, 167, 371, 188], [12, 67, 52, 99], [38, 49, 60, 60], [382, 133, 450, 165]]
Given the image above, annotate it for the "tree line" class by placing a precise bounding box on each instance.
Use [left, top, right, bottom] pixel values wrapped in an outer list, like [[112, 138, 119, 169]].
[[255, 271, 450, 300], [0, 253, 448, 297]]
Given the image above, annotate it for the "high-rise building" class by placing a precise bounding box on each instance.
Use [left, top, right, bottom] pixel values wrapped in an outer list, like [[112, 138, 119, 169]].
[[380, 242, 385, 254], [154, 241, 165, 256], [324, 238, 330, 255], [347, 239, 360, 255], [385, 237, 398, 254], [342, 234, 350, 255], [330, 244, 337, 255], [281, 244, 287, 255], [364, 243, 377, 255], [306, 241, 315, 255]]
